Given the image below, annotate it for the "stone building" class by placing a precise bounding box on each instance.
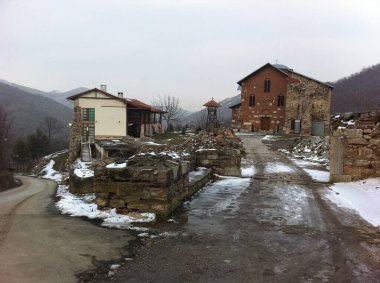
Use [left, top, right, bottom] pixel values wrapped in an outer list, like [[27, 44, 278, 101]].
[[235, 63, 333, 136], [229, 102, 242, 130]]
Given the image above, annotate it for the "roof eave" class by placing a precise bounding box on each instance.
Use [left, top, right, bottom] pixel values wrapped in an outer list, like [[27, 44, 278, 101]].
[[237, 63, 288, 86]]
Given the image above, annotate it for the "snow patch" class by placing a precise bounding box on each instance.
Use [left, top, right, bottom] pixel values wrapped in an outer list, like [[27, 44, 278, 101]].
[[56, 185, 155, 229], [73, 159, 94, 178], [41, 160, 63, 182], [304, 169, 330, 182], [241, 166, 256, 177], [265, 163, 295, 174], [325, 178, 380, 227], [106, 162, 127, 169]]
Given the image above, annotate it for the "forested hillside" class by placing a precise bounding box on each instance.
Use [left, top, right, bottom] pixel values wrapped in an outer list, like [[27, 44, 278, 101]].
[[330, 63, 380, 113], [0, 82, 72, 140], [0, 79, 87, 108]]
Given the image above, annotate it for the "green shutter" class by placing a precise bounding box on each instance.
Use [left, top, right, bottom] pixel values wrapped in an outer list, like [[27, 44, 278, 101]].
[[89, 108, 95, 121]]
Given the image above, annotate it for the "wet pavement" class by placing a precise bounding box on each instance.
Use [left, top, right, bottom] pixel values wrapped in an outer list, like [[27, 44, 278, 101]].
[[93, 134, 380, 283]]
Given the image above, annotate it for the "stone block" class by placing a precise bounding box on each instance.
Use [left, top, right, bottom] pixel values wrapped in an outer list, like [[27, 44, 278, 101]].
[[355, 121, 375, 129], [355, 160, 371, 167], [330, 174, 351, 183], [109, 199, 125, 208], [330, 136, 344, 175], [344, 166, 361, 175], [181, 161, 190, 175], [371, 161, 380, 170], [361, 168, 376, 178], [374, 149, 380, 157], [347, 137, 369, 145], [95, 198, 108, 207], [345, 129, 363, 137], [369, 138, 380, 146]]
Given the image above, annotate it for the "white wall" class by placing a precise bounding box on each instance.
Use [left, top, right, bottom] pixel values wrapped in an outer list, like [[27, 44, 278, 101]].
[[76, 91, 127, 137]]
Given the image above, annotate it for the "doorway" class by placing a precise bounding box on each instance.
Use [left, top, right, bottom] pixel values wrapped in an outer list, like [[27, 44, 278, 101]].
[[260, 117, 271, 131]]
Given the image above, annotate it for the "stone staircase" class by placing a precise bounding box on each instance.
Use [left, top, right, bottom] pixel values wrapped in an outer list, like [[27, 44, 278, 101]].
[[81, 142, 92, 162]]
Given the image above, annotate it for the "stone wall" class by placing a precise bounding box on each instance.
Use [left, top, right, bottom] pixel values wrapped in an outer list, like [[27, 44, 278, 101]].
[[93, 155, 194, 218], [68, 106, 82, 163], [284, 73, 331, 137], [195, 148, 241, 176], [330, 111, 380, 182], [230, 105, 242, 129]]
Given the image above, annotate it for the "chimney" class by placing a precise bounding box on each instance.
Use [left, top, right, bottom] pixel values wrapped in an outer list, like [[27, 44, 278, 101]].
[[100, 85, 107, 92], [118, 92, 123, 98]]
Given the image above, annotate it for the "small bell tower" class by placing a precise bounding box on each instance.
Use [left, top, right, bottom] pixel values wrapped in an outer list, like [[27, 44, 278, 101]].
[[203, 98, 221, 132]]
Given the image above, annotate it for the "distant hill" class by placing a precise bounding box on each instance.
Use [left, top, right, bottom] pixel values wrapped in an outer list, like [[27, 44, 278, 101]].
[[330, 63, 380, 113], [0, 82, 73, 139], [0, 79, 87, 107]]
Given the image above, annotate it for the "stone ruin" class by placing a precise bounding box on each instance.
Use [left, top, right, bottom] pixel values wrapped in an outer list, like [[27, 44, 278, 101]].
[[69, 128, 243, 218], [330, 111, 380, 182]]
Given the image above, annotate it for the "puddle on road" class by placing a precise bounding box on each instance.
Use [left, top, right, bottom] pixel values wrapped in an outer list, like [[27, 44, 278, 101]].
[[168, 177, 251, 235]]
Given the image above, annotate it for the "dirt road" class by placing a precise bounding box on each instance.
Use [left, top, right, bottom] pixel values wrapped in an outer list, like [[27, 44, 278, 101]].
[[93, 134, 380, 282], [0, 176, 134, 283]]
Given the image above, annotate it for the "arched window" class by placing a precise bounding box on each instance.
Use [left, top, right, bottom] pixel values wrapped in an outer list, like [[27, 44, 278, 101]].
[[249, 95, 255, 106], [264, 79, 271, 92], [277, 95, 285, 106]]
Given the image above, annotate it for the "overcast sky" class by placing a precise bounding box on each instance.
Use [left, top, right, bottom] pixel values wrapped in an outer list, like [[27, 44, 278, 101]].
[[1, 0, 379, 111]]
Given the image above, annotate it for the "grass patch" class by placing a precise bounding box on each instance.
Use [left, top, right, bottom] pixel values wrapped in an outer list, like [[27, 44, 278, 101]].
[[52, 151, 69, 171]]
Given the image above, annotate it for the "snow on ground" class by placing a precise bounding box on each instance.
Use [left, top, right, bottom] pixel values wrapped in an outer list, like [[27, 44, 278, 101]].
[[141, 141, 162, 146], [74, 159, 94, 178], [189, 167, 209, 182], [265, 163, 295, 174], [56, 185, 155, 229], [291, 158, 318, 167], [290, 158, 330, 182], [195, 148, 218, 152], [262, 135, 276, 141], [40, 160, 63, 182], [325, 178, 380, 227], [241, 166, 256, 177], [106, 162, 127, 169], [304, 169, 330, 182]]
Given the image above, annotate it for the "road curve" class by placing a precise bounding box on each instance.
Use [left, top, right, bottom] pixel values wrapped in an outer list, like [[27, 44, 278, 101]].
[[0, 176, 134, 283]]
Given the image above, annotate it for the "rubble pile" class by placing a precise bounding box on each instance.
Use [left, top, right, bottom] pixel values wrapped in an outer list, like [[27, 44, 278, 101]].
[[140, 128, 242, 155], [281, 136, 329, 164]]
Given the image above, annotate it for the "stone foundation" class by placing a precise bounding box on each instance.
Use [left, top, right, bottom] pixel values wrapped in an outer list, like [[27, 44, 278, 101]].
[[330, 111, 380, 182], [93, 155, 198, 218], [195, 148, 241, 176]]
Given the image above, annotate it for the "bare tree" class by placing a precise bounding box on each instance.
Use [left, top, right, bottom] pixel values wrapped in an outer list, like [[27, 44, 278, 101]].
[[195, 109, 208, 130], [152, 95, 183, 131], [42, 116, 63, 144], [0, 106, 14, 190]]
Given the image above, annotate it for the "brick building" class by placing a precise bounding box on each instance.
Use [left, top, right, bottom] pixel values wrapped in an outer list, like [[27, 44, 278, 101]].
[[235, 63, 333, 136]]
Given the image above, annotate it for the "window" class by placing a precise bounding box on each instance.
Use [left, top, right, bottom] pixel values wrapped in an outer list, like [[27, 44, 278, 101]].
[[249, 95, 255, 107], [264, 79, 271, 92], [277, 95, 285, 106], [83, 108, 95, 121]]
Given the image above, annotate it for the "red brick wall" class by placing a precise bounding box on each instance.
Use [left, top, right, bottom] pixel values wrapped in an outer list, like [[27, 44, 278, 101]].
[[240, 66, 287, 132]]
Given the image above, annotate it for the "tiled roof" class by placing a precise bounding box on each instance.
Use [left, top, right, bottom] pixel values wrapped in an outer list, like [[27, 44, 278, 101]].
[[203, 99, 221, 107], [126, 98, 164, 113]]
